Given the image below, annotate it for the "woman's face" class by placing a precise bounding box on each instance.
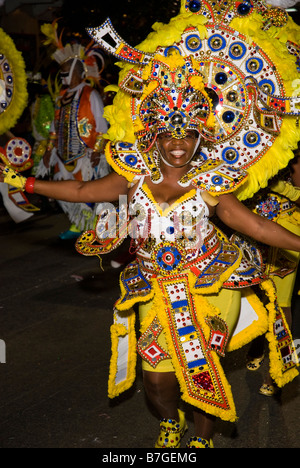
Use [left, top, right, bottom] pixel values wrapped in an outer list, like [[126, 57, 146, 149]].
[[156, 130, 199, 168]]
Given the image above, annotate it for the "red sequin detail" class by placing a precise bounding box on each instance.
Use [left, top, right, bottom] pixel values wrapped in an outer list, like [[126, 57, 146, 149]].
[[192, 371, 215, 394]]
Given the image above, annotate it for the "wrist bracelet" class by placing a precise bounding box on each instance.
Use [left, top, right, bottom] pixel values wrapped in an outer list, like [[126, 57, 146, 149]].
[[25, 177, 36, 194]]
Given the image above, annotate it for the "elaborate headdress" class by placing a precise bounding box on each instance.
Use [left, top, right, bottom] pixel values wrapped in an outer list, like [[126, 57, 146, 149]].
[[119, 53, 215, 150], [87, 0, 300, 200], [41, 20, 105, 84]]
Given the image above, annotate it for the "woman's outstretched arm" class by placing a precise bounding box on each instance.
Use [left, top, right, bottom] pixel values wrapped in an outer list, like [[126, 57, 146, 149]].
[[0, 164, 129, 203], [216, 192, 300, 251]]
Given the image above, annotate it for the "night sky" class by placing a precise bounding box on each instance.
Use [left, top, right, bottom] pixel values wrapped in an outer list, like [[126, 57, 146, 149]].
[[60, 0, 181, 46]]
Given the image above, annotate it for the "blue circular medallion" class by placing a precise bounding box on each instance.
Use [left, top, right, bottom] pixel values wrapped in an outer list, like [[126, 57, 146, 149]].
[[119, 142, 134, 149], [258, 79, 275, 95], [211, 175, 223, 185], [245, 57, 263, 74], [229, 42, 247, 60], [188, 0, 202, 13], [222, 111, 235, 123], [156, 245, 182, 272], [208, 34, 226, 52], [256, 197, 280, 220], [166, 226, 175, 235], [243, 131, 261, 147], [215, 72, 228, 85], [164, 46, 182, 57], [222, 147, 239, 164], [125, 154, 138, 166], [237, 1, 253, 16], [185, 34, 202, 52]]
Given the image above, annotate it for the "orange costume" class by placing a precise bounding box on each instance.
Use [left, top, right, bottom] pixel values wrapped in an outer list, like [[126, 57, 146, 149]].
[[36, 25, 110, 233]]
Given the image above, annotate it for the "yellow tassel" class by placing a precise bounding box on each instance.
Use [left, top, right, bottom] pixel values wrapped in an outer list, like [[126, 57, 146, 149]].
[[189, 75, 205, 91], [153, 53, 185, 69], [111, 323, 128, 336]]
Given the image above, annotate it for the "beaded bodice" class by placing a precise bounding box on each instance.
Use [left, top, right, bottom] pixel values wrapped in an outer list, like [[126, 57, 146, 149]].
[[128, 177, 221, 277]]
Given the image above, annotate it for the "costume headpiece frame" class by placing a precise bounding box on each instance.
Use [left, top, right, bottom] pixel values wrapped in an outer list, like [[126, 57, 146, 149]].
[[87, 0, 300, 199]]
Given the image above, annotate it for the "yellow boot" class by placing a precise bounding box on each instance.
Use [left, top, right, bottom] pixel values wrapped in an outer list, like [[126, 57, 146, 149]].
[[186, 436, 214, 448], [154, 409, 188, 448]]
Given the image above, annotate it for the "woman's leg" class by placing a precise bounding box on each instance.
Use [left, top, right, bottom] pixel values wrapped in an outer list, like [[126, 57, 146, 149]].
[[246, 286, 267, 370], [247, 334, 266, 359], [143, 369, 215, 445], [193, 408, 216, 441], [143, 370, 180, 420], [143, 370, 187, 448]]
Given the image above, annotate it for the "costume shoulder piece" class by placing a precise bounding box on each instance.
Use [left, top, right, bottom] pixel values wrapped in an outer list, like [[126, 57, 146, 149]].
[[88, 0, 300, 201], [105, 139, 247, 193], [105, 140, 161, 184]]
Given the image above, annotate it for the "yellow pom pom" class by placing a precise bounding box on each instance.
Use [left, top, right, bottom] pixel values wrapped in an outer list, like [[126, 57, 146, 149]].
[[189, 75, 205, 91]]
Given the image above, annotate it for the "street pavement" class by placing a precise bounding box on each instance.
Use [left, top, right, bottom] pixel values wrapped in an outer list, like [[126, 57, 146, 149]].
[[0, 202, 299, 449]]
